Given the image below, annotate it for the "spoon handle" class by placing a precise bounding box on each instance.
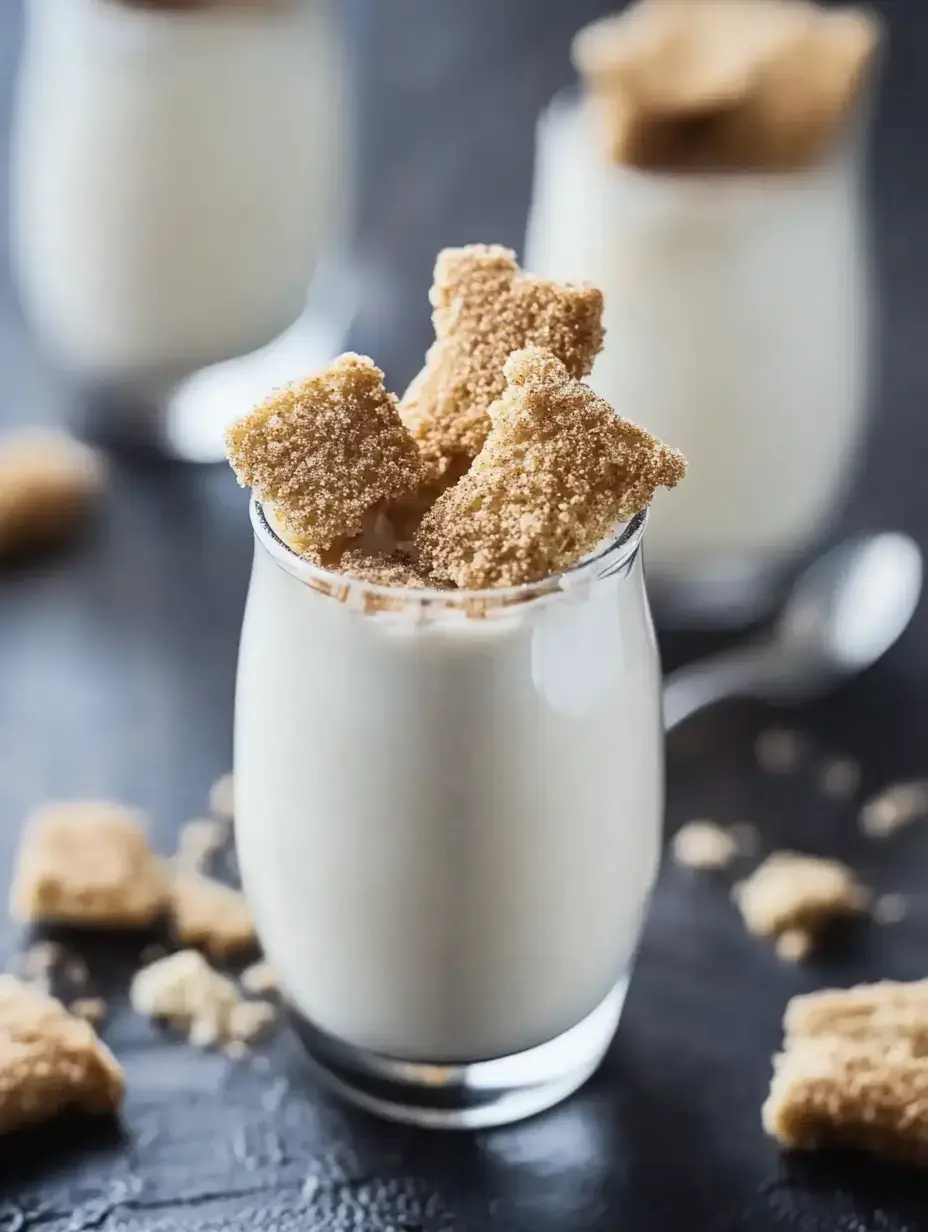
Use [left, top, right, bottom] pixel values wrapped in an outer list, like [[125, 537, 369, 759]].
[[663, 644, 776, 731]]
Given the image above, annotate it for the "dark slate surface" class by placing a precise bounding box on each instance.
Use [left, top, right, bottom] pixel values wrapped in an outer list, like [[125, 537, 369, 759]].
[[1, 1, 928, 1228]]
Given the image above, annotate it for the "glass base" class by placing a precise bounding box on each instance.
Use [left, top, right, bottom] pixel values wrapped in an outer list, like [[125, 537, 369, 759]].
[[288, 979, 628, 1130]]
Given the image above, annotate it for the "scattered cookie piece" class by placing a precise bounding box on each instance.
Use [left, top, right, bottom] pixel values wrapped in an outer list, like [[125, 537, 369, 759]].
[[241, 960, 277, 997], [0, 976, 124, 1136], [755, 728, 804, 774], [226, 353, 423, 561], [417, 347, 685, 589], [399, 245, 605, 485], [175, 818, 226, 874], [209, 774, 235, 822], [818, 757, 862, 800], [0, 430, 105, 559], [70, 997, 107, 1027], [227, 1000, 277, 1045], [733, 852, 869, 958], [764, 980, 928, 1164], [10, 801, 170, 928], [672, 820, 740, 871], [859, 780, 928, 838], [170, 874, 255, 958], [131, 950, 238, 1047]]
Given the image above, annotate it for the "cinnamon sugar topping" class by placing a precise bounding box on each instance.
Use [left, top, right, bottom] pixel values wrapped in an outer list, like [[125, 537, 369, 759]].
[[226, 353, 423, 561], [399, 246, 604, 485], [338, 548, 434, 590], [416, 347, 685, 589]]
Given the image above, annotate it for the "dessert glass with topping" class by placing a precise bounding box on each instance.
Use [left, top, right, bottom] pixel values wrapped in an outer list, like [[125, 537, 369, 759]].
[[229, 246, 685, 1129], [525, 0, 880, 627]]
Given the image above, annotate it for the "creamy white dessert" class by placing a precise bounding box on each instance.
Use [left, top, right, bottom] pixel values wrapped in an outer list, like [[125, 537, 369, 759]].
[[525, 0, 879, 622]]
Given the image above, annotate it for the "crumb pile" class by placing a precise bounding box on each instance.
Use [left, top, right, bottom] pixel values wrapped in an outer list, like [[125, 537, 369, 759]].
[[572, 0, 880, 172], [764, 980, 928, 1164], [0, 976, 124, 1135], [224, 244, 685, 595], [418, 347, 685, 589], [733, 851, 869, 961], [226, 353, 423, 562], [399, 244, 605, 484], [11, 802, 170, 928], [672, 820, 741, 871], [0, 430, 105, 559]]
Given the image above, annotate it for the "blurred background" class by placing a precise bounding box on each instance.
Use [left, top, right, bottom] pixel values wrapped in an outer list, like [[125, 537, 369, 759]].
[[0, 0, 926, 832]]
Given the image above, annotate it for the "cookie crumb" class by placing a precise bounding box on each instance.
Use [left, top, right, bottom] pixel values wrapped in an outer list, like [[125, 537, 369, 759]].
[[10, 801, 170, 928], [775, 929, 814, 963], [175, 818, 226, 874], [755, 729, 804, 774], [859, 780, 928, 838], [226, 353, 423, 560], [873, 893, 907, 926], [0, 430, 105, 559], [764, 979, 928, 1164], [400, 245, 606, 485], [170, 873, 255, 958], [209, 774, 235, 822], [241, 960, 277, 996], [227, 999, 276, 1045], [818, 757, 862, 801], [733, 852, 869, 957], [417, 346, 684, 589], [131, 950, 239, 1048], [672, 820, 739, 871], [0, 976, 123, 1135], [70, 997, 106, 1026]]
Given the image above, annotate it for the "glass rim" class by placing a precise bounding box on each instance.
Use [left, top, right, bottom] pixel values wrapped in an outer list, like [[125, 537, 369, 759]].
[[250, 499, 647, 611]]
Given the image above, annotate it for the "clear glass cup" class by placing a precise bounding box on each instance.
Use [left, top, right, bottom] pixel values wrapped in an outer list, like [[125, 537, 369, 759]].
[[525, 91, 873, 628], [235, 502, 664, 1129]]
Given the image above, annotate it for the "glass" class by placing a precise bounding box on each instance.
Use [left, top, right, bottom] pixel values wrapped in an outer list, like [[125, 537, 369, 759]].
[[234, 503, 664, 1128], [525, 90, 873, 628]]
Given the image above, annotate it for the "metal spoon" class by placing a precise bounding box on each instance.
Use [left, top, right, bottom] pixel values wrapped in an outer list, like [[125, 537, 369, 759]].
[[663, 533, 923, 731]]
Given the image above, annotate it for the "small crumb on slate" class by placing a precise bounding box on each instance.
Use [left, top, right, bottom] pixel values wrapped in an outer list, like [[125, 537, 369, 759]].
[[170, 873, 255, 958], [227, 1000, 277, 1045], [733, 852, 869, 958], [0, 976, 124, 1136], [764, 980, 928, 1164], [10, 801, 170, 928], [859, 780, 928, 838], [818, 757, 862, 801], [873, 893, 907, 926], [209, 774, 235, 822], [0, 430, 106, 560], [241, 960, 277, 996], [70, 997, 106, 1026], [672, 820, 740, 871], [775, 929, 814, 963], [755, 729, 804, 774]]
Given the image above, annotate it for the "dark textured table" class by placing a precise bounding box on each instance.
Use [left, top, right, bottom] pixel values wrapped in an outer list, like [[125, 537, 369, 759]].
[[2, 1, 928, 1229]]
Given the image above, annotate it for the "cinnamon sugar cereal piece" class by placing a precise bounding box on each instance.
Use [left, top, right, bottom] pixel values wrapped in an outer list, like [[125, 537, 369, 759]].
[[0, 430, 105, 559], [10, 801, 170, 928], [733, 852, 869, 956], [131, 949, 239, 1047], [337, 548, 434, 590], [241, 960, 277, 996], [399, 246, 605, 485], [417, 347, 685, 589], [170, 873, 255, 958], [859, 780, 928, 838], [175, 818, 226, 874], [763, 980, 928, 1163], [226, 353, 423, 561], [672, 820, 740, 871], [573, 0, 880, 172], [209, 773, 235, 822], [0, 976, 124, 1135]]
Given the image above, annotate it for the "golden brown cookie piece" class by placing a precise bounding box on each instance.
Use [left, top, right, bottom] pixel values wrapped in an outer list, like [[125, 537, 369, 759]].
[[416, 346, 685, 589], [0, 976, 124, 1136], [764, 980, 928, 1164], [399, 246, 605, 485], [0, 431, 105, 559], [573, 0, 880, 172], [10, 801, 170, 928], [226, 353, 423, 561], [733, 851, 869, 958], [170, 873, 255, 958]]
